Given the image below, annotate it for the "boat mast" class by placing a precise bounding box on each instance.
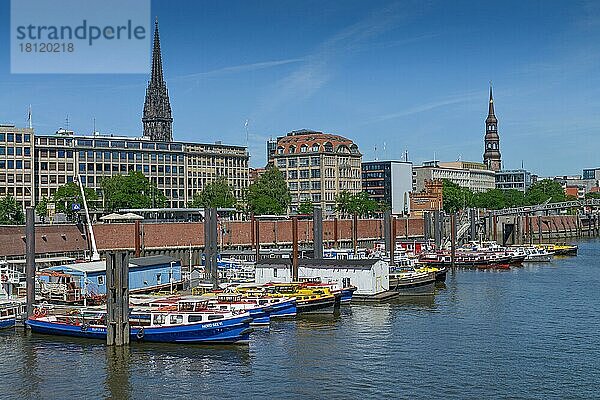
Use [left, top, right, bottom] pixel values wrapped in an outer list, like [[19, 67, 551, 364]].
[[76, 176, 100, 261]]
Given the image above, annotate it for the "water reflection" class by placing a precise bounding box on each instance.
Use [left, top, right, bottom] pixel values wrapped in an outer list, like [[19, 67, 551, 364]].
[[389, 294, 436, 309], [106, 346, 131, 400]]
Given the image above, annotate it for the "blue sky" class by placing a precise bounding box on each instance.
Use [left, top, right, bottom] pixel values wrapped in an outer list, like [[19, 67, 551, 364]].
[[1, 0, 599, 175]]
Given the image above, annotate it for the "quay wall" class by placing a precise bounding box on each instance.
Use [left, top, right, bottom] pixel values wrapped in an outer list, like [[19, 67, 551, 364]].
[[0, 218, 424, 259], [2, 215, 596, 260], [488, 214, 599, 245]]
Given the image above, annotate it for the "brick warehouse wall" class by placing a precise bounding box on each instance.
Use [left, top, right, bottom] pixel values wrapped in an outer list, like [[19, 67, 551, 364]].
[[0, 217, 425, 257]]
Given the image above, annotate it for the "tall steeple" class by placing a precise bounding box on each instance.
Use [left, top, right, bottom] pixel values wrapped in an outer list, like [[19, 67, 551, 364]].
[[142, 17, 173, 142], [483, 83, 501, 172]]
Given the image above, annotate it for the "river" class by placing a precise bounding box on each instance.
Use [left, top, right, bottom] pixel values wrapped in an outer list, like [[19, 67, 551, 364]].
[[1, 239, 599, 399]]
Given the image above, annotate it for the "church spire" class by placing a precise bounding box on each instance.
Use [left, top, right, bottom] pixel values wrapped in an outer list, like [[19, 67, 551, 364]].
[[151, 17, 164, 85], [483, 82, 501, 172], [143, 17, 173, 142], [488, 83, 495, 116]]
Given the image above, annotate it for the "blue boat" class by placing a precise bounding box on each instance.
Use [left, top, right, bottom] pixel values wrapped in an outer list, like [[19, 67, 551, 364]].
[[208, 294, 272, 326], [268, 298, 297, 318], [340, 286, 357, 304], [0, 301, 24, 329], [25, 308, 253, 344]]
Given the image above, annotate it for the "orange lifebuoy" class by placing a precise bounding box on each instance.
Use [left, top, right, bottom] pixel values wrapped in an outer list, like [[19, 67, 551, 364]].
[[0, 274, 8, 282], [33, 308, 47, 318]]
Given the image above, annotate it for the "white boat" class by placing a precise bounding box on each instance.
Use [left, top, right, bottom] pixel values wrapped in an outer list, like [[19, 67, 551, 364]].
[[522, 247, 553, 262], [389, 266, 436, 296]]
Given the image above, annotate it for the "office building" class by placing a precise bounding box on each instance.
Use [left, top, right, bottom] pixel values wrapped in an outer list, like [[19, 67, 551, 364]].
[[31, 130, 248, 208], [362, 160, 412, 215], [413, 160, 495, 193], [0, 125, 34, 209], [495, 169, 532, 192], [271, 129, 362, 215]]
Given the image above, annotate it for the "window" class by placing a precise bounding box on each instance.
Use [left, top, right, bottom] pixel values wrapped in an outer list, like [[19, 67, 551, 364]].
[[188, 315, 203, 323], [277, 159, 286, 168], [153, 314, 166, 325], [156, 274, 162, 285], [300, 144, 308, 153], [98, 276, 105, 285], [273, 268, 278, 277], [208, 315, 224, 320], [170, 315, 184, 325]]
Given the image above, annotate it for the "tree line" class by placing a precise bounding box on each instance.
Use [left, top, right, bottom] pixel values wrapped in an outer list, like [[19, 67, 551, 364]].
[[441, 178, 583, 213], [1, 167, 596, 224]]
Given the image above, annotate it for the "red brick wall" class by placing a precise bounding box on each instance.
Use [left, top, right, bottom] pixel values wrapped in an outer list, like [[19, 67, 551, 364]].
[[5, 216, 588, 258], [0, 224, 88, 257]]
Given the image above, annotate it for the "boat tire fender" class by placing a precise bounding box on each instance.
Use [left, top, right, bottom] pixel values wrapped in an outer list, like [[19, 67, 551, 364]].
[[136, 327, 145, 340], [80, 323, 89, 332]]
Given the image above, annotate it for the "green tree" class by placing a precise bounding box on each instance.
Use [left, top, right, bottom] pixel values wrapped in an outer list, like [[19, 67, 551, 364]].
[[472, 188, 526, 210], [524, 179, 566, 205], [297, 200, 314, 215], [190, 177, 236, 208], [0, 195, 25, 225], [335, 191, 379, 217], [53, 182, 98, 220], [503, 189, 526, 208], [585, 192, 600, 199], [442, 179, 474, 213], [246, 166, 291, 215], [102, 171, 167, 211], [335, 191, 354, 215], [35, 196, 50, 222]]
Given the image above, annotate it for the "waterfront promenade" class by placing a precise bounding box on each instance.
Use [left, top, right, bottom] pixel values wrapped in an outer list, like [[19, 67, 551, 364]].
[[2, 238, 598, 399]]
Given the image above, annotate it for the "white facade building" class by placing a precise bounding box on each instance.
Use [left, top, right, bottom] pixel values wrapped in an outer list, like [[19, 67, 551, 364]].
[[255, 258, 389, 296]]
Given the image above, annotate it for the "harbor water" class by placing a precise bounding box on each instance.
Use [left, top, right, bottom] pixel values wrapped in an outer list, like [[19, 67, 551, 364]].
[[1, 239, 599, 399]]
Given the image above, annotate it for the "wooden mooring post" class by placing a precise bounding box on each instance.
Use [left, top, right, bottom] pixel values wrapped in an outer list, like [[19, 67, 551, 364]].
[[106, 251, 130, 346], [450, 213, 456, 269], [292, 216, 299, 281], [25, 207, 36, 317], [313, 206, 323, 259]]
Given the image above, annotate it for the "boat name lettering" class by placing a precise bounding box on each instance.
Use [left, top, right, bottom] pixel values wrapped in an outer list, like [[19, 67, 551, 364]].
[[202, 321, 224, 328]]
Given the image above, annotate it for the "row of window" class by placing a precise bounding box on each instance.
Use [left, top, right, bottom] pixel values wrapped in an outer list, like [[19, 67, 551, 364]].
[[276, 157, 321, 168], [0, 133, 31, 143], [0, 160, 32, 169], [76, 163, 182, 174], [0, 146, 31, 156], [289, 181, 322, 191], [276, 143, 359, 155], [287, 169, 321, 179], [0, 173, 32, 183]]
